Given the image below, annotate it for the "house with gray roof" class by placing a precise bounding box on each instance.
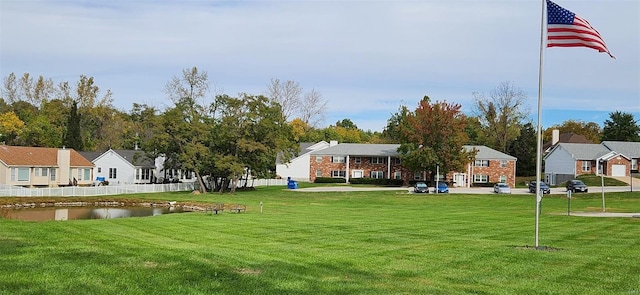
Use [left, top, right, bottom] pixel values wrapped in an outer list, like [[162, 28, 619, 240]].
[[544, 142, 633, 185], [82, 149, 196, 185], [83, 149, 158, 185], [305, 142, 517, 187]]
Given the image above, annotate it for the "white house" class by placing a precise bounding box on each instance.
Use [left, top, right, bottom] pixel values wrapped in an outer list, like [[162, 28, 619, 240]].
[[82, 149, 157, 185], [276, 141, 331, 182], [81, 149, 197, 185]]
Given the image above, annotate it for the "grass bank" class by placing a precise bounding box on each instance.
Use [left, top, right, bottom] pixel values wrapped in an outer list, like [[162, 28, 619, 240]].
[[1, 188, 639, 294]]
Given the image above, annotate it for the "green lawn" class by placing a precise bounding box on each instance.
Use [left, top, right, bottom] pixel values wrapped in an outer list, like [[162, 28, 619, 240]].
[[1, 188, 639, 294]]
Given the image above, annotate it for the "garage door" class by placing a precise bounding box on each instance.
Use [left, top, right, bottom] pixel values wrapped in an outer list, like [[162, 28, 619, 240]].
[[611, 165, 626, 176]]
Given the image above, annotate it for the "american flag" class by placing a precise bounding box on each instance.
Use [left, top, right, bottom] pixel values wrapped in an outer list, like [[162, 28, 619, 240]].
[[546, 0, 614, 58]]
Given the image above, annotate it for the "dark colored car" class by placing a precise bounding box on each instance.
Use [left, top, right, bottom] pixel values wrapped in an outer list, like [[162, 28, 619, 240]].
[[566, 180, 588, 193], [435, 182, 449, 193], [414, 182, 429, 193], [528, 181, 550, 194]]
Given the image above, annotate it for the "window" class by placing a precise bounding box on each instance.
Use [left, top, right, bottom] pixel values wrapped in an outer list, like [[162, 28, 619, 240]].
[[136, 169, 140, 180], [632, 159, 638, 171], [331, 170, 346, 178], [77, 169, 82, 180], [499, 175, 507, 183], [50, 169, 56, 181], [84, 169, 91, 181], [501, 160, 507, 168], [332, 156, 345, 163], [352, 170, 363, 178], [42, 168, 48, 177], [17, 168, 29, 181], [371, 157, 386, 164], [141, 169, 150, 180], [582, 161, 591, 172], [316, 170, 322, 177], [413, 172, 423, 180], [315, 156, 323, 163], [393, 171, 402, 180], [109, 168, 117, 179], [10, 168, 15, 181], [354, 157, 361, 164], [473, 174, 489, 183], [97, 167, 102, 173], [394, 158, 401, 164], [474, 160, 489, 167], [371, 171, 384, 179], [35, 168, 39, 177]]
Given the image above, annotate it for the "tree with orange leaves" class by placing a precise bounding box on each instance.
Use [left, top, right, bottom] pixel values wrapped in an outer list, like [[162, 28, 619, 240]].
[[397, 96, 476, 182]]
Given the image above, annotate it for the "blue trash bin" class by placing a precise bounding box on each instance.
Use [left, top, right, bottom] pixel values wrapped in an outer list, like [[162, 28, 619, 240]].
[[287, 179, 298, 189]]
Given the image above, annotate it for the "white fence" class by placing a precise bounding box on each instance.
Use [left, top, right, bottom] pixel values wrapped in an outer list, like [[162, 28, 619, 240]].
[[0, 179, 290, 197]]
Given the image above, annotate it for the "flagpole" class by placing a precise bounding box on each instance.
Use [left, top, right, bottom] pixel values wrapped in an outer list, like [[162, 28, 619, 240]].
[[535, 0, 546, 248]]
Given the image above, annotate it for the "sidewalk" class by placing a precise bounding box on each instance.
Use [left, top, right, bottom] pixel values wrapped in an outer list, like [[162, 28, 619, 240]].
[[610, 176, 640, 187]]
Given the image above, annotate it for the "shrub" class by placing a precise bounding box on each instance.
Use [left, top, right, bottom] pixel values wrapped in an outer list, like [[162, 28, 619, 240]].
[[472, 182, 495, 188], [350, 178, 403, 186], [314, 177, 346, 183]]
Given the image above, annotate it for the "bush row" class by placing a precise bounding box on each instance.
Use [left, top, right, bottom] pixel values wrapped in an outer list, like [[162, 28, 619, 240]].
[[349, 178, 403, 186], [313, 177, 403, 186]]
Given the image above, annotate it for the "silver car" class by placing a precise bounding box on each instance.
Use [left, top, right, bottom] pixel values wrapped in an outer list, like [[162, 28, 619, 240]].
[[493, 183, 512, 194]]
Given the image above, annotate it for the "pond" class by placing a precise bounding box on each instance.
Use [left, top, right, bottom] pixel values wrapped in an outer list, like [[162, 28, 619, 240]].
[[0, 206, 190, 221]]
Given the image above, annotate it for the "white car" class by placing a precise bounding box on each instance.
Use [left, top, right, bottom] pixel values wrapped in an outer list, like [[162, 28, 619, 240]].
[[493, 183, 511, 194]]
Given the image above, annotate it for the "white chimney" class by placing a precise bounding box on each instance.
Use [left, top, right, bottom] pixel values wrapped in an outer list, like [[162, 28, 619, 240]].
[[329, 140, 338, 147], [552, 129, 560, 145]]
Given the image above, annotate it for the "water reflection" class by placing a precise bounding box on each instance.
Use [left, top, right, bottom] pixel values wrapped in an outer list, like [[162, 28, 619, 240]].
[[0, 207, 187, 221]]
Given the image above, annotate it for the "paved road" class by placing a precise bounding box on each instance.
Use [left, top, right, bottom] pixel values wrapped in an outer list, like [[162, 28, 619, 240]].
[[297, 185, 640, 195]]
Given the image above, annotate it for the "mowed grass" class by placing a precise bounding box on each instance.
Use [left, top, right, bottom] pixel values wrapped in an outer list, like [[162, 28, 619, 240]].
[[1, 188, 639, 295]]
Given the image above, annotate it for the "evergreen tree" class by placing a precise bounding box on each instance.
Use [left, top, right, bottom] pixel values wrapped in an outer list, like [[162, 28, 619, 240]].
[[507, 122, 537, 176], [63, 101, 83, 150], [602, 111, 640, 141]]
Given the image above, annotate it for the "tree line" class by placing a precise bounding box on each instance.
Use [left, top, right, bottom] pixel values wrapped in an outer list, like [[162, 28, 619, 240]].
[[1, 70, 639, 189]]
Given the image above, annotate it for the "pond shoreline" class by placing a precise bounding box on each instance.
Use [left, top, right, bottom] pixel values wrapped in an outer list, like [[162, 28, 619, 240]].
[[0, 199, 209, 212]]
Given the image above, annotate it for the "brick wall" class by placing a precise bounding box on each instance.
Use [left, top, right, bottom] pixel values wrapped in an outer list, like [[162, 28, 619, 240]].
[[309, 155, 413, 183], [469, 159, 516, 187], [309, 154, 516, 187], [603, 156, 630, 176], [574, 160, 596, 176]]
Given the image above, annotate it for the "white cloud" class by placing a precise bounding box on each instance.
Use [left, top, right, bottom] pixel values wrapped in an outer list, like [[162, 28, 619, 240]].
[[1, 0, 638, 132]]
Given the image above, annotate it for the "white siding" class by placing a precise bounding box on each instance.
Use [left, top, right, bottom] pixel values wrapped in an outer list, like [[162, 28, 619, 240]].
[[276, 153, 311, 182], [93, 151, 135, 185]]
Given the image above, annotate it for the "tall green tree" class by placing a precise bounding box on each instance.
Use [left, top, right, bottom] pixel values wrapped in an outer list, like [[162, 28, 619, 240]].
[[63, 101, 83, 150], [473, 81, 529, 153], [157, 67, 212, 192], [380, 105, 410, 144], [601, 111, 640, 141], [397, 96, 475, 181], [507, 122, 537, 176], [211, 94, 296, 193]]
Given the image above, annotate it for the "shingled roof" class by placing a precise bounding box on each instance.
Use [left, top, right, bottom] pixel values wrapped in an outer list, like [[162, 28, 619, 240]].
[[0, 146, 93, 167], [308, 143, 516, 160]]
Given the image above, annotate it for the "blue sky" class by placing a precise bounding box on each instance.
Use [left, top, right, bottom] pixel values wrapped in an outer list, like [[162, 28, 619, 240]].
[[1, 0, 638, 132]]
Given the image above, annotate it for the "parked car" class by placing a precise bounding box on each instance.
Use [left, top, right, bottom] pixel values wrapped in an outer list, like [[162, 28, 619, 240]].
[[434, 182, 449, 193], [566, 179, 588, 193], [493, 183, 511, 194], [528, 181, 550, 194], [414, 182, 429, 193]]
